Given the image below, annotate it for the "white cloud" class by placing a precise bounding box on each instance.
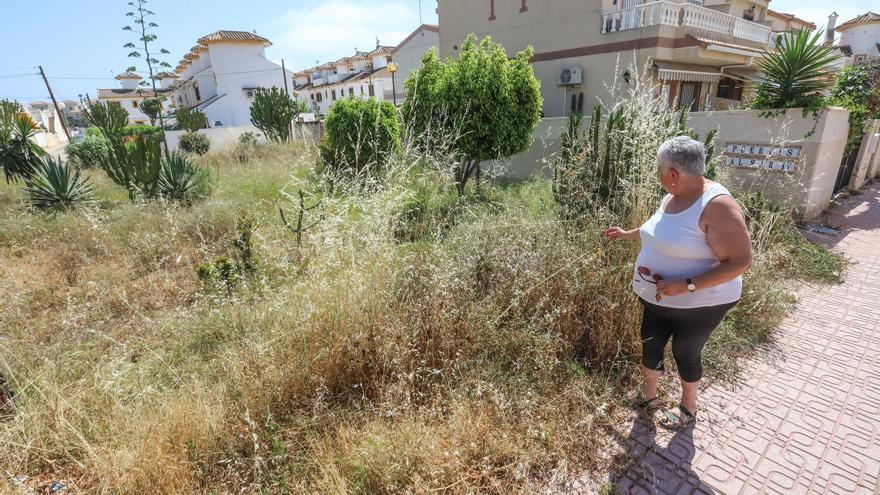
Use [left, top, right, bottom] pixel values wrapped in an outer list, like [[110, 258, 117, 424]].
[[274, 1, 422, 69]]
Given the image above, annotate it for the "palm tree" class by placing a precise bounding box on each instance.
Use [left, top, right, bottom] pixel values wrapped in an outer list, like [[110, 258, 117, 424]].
[[751, 29, 841, 110]]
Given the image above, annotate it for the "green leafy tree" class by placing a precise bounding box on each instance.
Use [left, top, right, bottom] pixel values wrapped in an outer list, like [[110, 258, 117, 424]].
[[249, 87, 302, 142], [751, 29, 841, 112], [827, 61, 880, 154], [0, 100, 46, 183], [402, 36, 543, 197], [139, 97, 164, 126], [123, 0, 173, 152], [320, 97, 401, 174], [175, 107, 207, 133]]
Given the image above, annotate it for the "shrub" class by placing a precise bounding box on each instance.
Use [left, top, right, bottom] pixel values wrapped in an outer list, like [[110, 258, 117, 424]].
[[175, 108, 208, 133], [178, 131, 210, 155], [249, 87, 305, 142], [0, 101, 45, 183], [23, 156, 95, 212], [239, 131, 259, 147], [158, 151, 211, 202], [402, 36, 543, 196], [139, 97, 164, 126], [320, 97, 401, 174], [751, 29, 840, 113], [121, 125, 163, 139], [66, 134, 112, 169], [827, 61, 880, 155]]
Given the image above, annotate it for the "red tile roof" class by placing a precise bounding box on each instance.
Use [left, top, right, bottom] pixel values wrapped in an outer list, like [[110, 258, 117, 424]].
[[838, 12, 880, 31], [197, 30, 271, 46], [115, 71, 142, 80], [97, 88, 170, 99]]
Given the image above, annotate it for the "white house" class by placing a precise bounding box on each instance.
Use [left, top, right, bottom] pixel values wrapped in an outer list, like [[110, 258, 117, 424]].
[[171, 30, 298, 128], [24, 101, 69, 149], [294, 24, 439, 116], [95, 71, 172, 125], [835, 12, 880, 65]]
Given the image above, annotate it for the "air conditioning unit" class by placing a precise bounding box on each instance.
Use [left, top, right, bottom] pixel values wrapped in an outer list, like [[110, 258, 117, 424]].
[[245, 90, 255, 98], [559, 66, 583, 86]]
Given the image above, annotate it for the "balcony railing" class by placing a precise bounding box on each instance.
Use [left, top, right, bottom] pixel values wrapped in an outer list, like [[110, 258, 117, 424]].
[[602, 1, 772, 45]]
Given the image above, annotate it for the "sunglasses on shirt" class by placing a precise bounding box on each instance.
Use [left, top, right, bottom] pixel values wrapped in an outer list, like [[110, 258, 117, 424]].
[[637, 266, 664, 302]]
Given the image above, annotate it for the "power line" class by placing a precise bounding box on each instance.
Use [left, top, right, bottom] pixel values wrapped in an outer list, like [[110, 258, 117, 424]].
[[0, 73, 38, 80]]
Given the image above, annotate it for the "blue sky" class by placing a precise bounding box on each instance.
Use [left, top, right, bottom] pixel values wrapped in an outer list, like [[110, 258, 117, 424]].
[[0, 0, 872, 104]]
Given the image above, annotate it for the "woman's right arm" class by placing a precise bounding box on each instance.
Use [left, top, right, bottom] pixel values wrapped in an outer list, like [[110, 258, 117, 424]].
[[602, 227, 641, 241]]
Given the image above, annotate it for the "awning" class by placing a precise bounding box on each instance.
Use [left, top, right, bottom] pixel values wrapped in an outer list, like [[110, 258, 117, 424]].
[[654, 62, 721, 83]]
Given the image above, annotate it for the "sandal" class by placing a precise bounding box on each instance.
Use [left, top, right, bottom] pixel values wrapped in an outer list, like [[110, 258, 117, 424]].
[[629, 393, 659, 412], [659, 404, 696, 430]]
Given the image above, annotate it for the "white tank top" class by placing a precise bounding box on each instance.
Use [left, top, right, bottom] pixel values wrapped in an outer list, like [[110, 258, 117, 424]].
[[632, 182, 742, 309]]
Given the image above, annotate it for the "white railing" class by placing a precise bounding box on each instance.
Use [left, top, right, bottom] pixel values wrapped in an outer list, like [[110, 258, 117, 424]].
[[615, 0, 702, 9], [603, 1, 771, 44], [602, 1, 680, 33]]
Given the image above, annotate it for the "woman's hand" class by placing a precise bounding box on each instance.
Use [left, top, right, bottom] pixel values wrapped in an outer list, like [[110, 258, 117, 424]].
[[603, 227, 638, 241], [656, 279, 688, 297]]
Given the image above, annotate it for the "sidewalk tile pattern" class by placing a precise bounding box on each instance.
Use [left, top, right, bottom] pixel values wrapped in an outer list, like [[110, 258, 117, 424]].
[[616, 183, 880, 495]]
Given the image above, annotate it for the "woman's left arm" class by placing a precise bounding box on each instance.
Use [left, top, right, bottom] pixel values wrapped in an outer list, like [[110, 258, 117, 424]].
[[694, 195, 753, 289], [657, 195, 752, 296]]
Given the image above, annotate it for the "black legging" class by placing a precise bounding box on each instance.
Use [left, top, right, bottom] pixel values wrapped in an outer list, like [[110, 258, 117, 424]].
[[639, 298, 738, 383]]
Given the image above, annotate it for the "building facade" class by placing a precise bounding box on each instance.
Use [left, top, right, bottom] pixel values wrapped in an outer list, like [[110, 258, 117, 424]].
[[95, 71, 172, 125], [294, 24, 439, 116], [171, 30, 299, 128], [835, 12, 880, 66], [765, 9, 815, 34], [438, 0, 780, 116]]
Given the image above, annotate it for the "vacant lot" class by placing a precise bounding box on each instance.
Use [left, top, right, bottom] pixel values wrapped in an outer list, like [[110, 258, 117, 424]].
[[0, 142, 845, 494]]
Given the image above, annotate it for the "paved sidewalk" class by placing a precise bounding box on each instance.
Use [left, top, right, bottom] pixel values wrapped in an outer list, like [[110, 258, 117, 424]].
[[616, 182, 880, 495]]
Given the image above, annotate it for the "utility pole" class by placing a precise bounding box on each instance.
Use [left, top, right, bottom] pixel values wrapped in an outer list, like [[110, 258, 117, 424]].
[[281, 58, 294, 140], [38, 65, 72, 141]]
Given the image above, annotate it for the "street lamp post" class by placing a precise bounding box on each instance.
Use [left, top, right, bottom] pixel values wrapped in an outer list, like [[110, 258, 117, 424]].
[[387, 62, 399, 106]]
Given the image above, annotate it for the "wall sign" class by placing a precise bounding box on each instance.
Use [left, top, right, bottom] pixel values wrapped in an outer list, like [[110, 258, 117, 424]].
[[722, 143, 801, 172]]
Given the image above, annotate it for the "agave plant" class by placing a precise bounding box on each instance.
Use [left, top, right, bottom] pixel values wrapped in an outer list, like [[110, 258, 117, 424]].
[[24, 157, 95, 212], [157, 151, 210, 203], [751, 29, 841, 111], [0, 102, 46, 183]]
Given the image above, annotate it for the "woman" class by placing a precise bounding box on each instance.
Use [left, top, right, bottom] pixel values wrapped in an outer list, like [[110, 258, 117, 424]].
[[603, 136, 752, 429]]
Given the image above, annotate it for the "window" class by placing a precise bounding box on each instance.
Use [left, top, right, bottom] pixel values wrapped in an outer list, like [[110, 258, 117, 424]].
[[360, 86, 364, 96], [743, 6, 755, 21], [132, 100, 138, 108], [349, 87, 354, 96], [194, 82, 201, 101], [368, 84, 375, 97], [716, 77, 743, 101], [854, 54, 869, 64], [332, 89, 337, 100], [316, 92, 323, 102]]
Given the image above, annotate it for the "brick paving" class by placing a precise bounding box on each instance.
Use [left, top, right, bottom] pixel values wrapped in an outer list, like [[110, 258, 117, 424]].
[[615, 182, 880, 495]]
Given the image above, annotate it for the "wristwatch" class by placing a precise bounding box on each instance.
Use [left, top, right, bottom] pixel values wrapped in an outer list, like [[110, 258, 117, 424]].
[[686, 278, 696, 293]]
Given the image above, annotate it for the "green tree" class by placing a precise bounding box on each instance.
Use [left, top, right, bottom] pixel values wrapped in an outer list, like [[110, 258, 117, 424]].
[[175, 107, 207, 133], [139, 97, 164, 126], [249, 87, 302, 142], [751, 29, 841, 112], [123, 0, 173, 153], [320, 97, 400, 173], [402, 36, 543, 197], [827, 61, 880, 154]]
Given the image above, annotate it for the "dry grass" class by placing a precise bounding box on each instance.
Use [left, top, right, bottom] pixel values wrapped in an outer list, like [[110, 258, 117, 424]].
[[0, 138, 844, 494]]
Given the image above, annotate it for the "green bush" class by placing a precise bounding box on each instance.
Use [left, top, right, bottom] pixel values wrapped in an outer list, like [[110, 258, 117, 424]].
[[402, 36, 543, 196], [158, 151, 211, 203], [0, 101, 45, 183], [175, 108, 208, 133], [66, 134, 112, 169], [320, 97, 401, 173], [239, 131, 259, 147], [121, 125, 162, 138], [178, 131, 210, 155], [23, 156, 95, 212], [827, 61, 880, 155]]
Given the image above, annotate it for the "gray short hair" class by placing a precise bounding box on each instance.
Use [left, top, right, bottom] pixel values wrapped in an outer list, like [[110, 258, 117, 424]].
[[657, 136, 706, 176]]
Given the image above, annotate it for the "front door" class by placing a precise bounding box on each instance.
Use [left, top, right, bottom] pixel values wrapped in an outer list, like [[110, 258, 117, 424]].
[[678, 82, 702, 111]]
